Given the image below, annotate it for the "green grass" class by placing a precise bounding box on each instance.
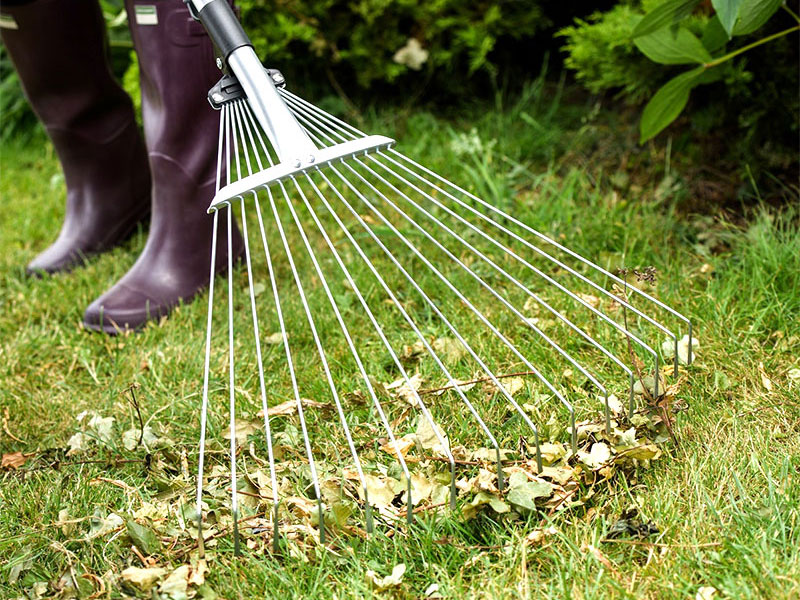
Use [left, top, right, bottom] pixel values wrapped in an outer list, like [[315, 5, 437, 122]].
[[0, 89, 799, 600]]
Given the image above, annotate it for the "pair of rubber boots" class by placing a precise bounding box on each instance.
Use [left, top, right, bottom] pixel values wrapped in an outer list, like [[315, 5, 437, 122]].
[[0, 0, 242, 334]]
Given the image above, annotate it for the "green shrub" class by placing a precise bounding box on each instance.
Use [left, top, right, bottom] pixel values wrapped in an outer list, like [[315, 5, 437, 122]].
[[237, 0, 551, 89], [560, 1, 799, 147], [2, 1, 597, 139]]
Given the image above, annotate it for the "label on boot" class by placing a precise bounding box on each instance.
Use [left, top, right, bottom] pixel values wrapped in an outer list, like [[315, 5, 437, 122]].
[[134, 5, 158, 25], [0, 14, 19, 30]]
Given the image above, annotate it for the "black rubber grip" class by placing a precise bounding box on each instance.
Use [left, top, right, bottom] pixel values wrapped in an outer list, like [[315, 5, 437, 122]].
[[197, 0, 252, 60]]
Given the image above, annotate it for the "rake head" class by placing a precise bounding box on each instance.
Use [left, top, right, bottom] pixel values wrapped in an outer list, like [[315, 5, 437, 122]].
[[194, 68, 693, 554]]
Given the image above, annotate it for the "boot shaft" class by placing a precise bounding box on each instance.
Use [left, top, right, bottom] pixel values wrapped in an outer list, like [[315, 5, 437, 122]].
[[126, 0, 223, 185], [0, 0, 134, 140]]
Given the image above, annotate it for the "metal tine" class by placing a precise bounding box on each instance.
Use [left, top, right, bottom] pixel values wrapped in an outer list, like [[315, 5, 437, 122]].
[[365, 154, 638, 419], [279, 90, 691, 379], [303, 163, 493, 499], [236, 103, 376, 538], [278, 113, 566, 457], [231, 100, 282, 552], [316, 158, 554, 467], [278, 98, 637, 419], [279, 98, 667, 409], [306, 169, 507, 491], [227, 105, 328, 544], [354, 154, 617, 430], [295, 169, 456, 518], [282, 102, 620, 433], [266, 176, 376, 538], [333, 158, 577, 456], [196, 105, 227, 558], [254, 187, 327, 543], [238, 102, 448, 520], [283, 116, 532, 478], [223, 104, 241, 556]]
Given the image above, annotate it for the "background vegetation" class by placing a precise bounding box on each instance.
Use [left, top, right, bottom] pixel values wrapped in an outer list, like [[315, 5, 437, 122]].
[[2, 0, 797, 201]]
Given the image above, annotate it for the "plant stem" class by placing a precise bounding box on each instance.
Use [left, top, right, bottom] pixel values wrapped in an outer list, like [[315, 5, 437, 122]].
[[704, 25, 800, 68], [782, 4, 800, 24]]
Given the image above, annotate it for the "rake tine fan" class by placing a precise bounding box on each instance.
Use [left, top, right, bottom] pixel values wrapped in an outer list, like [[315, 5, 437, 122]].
[[188, 0, 693, 554]]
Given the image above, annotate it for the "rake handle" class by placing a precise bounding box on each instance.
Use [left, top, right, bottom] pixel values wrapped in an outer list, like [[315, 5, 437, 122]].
[[185, 0, 319, 164], [185, 0, 251, 63]]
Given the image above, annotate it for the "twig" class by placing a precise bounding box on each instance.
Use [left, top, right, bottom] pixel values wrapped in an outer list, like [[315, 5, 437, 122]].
[[398, 501, 449, 518], [617, 274, 679, 448], [419, 371, 539, 397], [2, 406, 26, 444], [125, 384, 144, 448]]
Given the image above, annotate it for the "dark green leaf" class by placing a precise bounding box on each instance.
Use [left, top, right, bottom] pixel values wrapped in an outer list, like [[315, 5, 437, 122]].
[[126, 520, 161, 555], [632, 0, 701, 38], [702, 16, 730, 53], [712, 0, 744, 37], [640, 66, 705, 142], [635, 26, 712, 64], [733, 0, 783, 35]]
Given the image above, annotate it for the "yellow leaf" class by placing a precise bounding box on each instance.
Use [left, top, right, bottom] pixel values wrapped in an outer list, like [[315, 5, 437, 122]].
[[758, 362, 773, 392], [120, 567, 167, 592], [366, 563, 407, 591]]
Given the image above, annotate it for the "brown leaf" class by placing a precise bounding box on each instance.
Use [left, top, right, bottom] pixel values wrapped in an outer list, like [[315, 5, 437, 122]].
[[257, 398, 330, 418], [1, 451, 31, 470]]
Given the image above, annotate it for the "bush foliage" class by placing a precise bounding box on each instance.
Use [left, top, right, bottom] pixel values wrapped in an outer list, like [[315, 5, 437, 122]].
[[560, 0, 799, 156]]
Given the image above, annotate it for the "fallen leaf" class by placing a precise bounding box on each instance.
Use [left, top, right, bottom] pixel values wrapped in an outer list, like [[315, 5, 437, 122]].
[[366, 563, 406, 591], [258, 398, 329, 418], [578, 442, 612, 470], [403, 473, 434, 506], [1, 451, 30, 470], [87, 414, 115, 443], [385, 373, 425, 406], [506, 480, 553, 514], [432, 337, 466, 363], [414, 416, 449, 456], [88, 512, 123, 539], [523, 526, 558, 547], [379, 435, 415, 460], [359, 474, 399, 508], [461, 491, 510, 520], [264, 332, 283, 344], [424, 583, 444, 598], [393, 36, 429, 69], [620, 444, 661, 462], [122, 425, 159, 451], [502, 377, 525, 397], [160, 565, 190, 600], [120, 566, 167, 592], [66, 432, 88, 456], [662, 334, 699, 365], [126, 520, 161, 555], [696, 586, 718, 600], [577, 293, 601, 308], [758, 362, 773, 392], [222, 420, 259, 445]]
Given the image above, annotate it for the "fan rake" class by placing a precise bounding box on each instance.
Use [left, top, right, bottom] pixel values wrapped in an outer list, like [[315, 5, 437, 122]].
[[187, 0, 693, 556]]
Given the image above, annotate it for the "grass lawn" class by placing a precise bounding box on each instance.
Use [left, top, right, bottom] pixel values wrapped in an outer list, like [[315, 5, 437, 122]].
[[0, 87, 798, 599]]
